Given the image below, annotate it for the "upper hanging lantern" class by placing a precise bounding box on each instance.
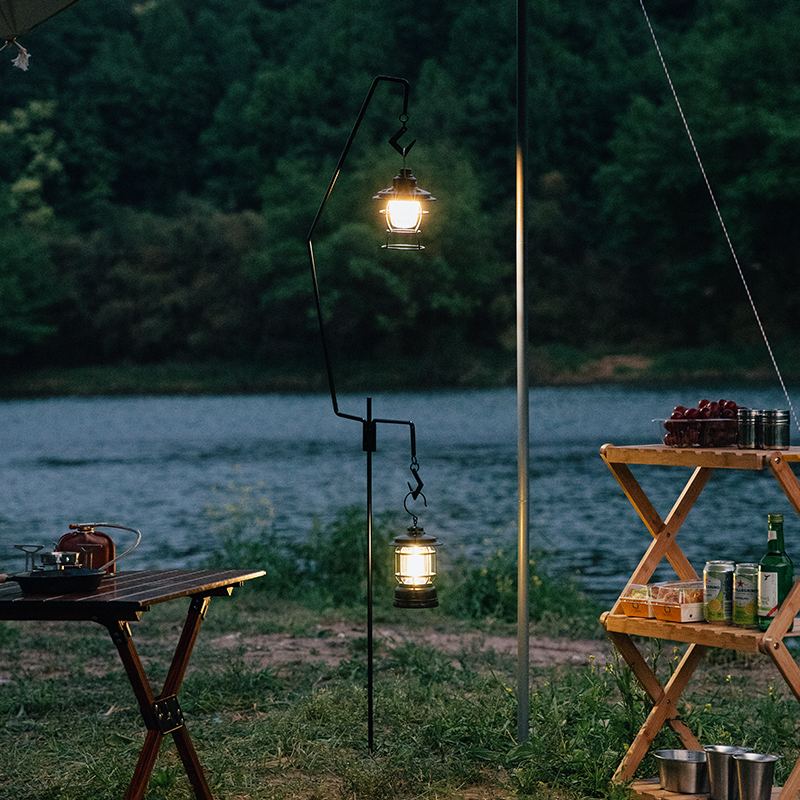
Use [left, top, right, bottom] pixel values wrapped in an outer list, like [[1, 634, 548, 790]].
[[373, 168, 436, 251]]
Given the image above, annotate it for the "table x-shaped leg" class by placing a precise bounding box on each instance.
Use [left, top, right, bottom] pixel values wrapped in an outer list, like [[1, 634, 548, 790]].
[[100, 595, 214, 800], [601, 457, 713, 606], [601, 454, 714, 779], [608, 630, 706, 782]]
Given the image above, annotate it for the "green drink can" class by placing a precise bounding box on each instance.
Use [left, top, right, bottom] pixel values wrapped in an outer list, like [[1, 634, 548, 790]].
[[704, 560, 735, 624], [733, 563, 759, 627]]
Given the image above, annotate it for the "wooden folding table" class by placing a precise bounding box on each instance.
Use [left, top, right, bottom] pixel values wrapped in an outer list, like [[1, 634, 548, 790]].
[[599, 444, 800, 800], [0, 568, 265, 800]]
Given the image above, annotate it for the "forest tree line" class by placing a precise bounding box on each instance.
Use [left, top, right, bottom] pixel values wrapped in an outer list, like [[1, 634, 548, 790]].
[[0, 0, 797, 385]]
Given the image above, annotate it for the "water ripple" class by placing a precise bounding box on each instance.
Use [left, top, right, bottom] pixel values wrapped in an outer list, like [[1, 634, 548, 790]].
[[1, 386, 796, 603]]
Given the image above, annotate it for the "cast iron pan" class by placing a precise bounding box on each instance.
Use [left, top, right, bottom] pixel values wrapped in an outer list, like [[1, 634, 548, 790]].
[[0, 568, 106, 594]]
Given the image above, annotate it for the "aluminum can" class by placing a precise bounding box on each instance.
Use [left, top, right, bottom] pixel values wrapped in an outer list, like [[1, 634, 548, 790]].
[[761, 410, 790, 450], [733, 563, 759, 627], [704, 560, 735, 624]]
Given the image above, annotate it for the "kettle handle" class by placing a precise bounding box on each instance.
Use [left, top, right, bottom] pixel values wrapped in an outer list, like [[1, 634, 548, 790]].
[[69, 523, 141, 571]]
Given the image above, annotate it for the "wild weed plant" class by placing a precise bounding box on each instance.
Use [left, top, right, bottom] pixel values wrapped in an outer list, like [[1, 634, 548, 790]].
[[203, 485, 397, 608]]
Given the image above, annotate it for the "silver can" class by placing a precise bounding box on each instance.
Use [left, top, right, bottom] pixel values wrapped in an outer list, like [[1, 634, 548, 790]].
[[761, 410, 790, 450], [737, 408, 758, 449], [704, 560, 735, 625], [733, 563, 759, 627]]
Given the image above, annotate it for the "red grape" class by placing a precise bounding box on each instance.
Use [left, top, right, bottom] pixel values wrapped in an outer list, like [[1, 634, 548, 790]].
[[662, 397, 741, 447]]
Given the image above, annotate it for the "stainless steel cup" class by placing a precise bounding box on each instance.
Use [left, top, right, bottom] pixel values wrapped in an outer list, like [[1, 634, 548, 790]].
[[705, 745, 752, 800], [654, 750, 709, 794], [735, 752, 780, 800]]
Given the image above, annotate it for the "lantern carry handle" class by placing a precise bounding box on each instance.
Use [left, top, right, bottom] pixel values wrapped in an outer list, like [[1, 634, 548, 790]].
[[403, 488, 427, 528]]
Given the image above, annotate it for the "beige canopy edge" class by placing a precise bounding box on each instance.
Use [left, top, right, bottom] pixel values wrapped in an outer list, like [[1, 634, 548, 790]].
[[1, 0, 81, 69]]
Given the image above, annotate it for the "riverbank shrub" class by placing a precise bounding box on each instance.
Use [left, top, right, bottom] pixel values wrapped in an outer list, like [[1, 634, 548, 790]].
[[203, 486, 601, 631], [204, 487, 397, 608], [444, 546, 602, 636]]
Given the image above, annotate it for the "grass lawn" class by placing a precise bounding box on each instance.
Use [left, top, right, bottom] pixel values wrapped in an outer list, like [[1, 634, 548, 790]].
[[0, 588, 797, 800]]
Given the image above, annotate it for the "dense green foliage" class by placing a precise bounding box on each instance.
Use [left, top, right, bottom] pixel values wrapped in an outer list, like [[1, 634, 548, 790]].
[[1, 0, 796, 382]]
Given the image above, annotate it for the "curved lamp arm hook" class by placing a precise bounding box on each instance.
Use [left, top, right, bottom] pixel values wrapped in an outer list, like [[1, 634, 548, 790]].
[[307, 75, 411, 425], [307, 76, 421, 461]]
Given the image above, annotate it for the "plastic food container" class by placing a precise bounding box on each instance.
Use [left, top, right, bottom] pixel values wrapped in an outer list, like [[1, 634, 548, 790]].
[[618, 583, 654, 618], [651, 580, 705, 622], [657, 418, 738, 448]]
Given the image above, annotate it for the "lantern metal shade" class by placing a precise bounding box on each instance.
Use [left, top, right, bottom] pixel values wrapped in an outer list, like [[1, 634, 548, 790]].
[[374, 168, 436, 250], [392, 525, 439, 608]]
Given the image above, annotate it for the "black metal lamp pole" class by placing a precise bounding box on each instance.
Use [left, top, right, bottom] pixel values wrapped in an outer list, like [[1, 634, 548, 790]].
[[306, 75, 436, 752]]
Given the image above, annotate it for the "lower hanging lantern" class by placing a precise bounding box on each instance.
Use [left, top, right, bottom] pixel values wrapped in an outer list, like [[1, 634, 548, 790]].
[[392, 525, 439, 608]]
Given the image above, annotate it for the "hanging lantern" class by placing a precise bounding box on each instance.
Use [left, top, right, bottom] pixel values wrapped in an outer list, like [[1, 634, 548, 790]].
[[373, 168, 436, 250], [392, 524, 439, 608]]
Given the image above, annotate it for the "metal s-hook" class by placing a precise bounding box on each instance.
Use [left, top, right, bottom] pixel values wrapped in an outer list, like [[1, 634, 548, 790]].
[[403, 488, 427, 527], [405, 454, 427, 525], [407, 457, 424, 499], [389, 116, 416, 158]]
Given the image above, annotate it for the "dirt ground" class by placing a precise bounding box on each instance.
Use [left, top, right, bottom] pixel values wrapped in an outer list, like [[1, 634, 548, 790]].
[[0, 619, 611, 684], [3, 614, 786, 685], [205, 621, 611, 671]]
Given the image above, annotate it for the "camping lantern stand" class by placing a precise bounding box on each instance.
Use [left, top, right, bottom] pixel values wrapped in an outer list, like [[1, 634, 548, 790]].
[[306, 75, 440, 752]]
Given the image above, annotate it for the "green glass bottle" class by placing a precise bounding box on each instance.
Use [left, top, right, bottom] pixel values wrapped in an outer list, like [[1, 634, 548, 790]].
[[758, 514, 794, 632]]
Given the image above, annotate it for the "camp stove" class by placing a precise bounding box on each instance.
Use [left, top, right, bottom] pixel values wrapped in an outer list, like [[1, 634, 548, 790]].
[[4, 523, 142, 594]]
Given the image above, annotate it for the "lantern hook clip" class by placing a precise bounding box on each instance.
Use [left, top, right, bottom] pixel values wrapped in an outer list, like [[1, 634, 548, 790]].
[[404, 487, 427, 526], [389, 122, 416, 159], [407, 457, 424, 500]]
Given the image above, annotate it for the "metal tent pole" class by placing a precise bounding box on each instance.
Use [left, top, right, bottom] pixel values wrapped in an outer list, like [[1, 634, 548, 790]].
[[516, 0, 531, 743]]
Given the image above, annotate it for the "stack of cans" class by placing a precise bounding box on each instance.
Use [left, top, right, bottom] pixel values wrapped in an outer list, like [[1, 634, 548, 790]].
[[737, 409, 790, 449], [704, 561, 759, 627]]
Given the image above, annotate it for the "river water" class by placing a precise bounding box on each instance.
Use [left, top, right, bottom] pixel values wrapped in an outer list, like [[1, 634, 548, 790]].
[[1, 385, 798, 603]]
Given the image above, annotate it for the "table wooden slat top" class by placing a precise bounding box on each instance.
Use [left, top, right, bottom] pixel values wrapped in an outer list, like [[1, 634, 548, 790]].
[[0, 569, 266, 621], [601, 443, 800, 469]]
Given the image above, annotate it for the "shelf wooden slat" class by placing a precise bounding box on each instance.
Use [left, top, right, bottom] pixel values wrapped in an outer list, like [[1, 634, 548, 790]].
[[630, 778, 782, 800], [602, 612, 800, 652]]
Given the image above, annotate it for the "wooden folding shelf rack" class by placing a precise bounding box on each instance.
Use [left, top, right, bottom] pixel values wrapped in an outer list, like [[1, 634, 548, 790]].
[[599, 444, 800, 800]]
